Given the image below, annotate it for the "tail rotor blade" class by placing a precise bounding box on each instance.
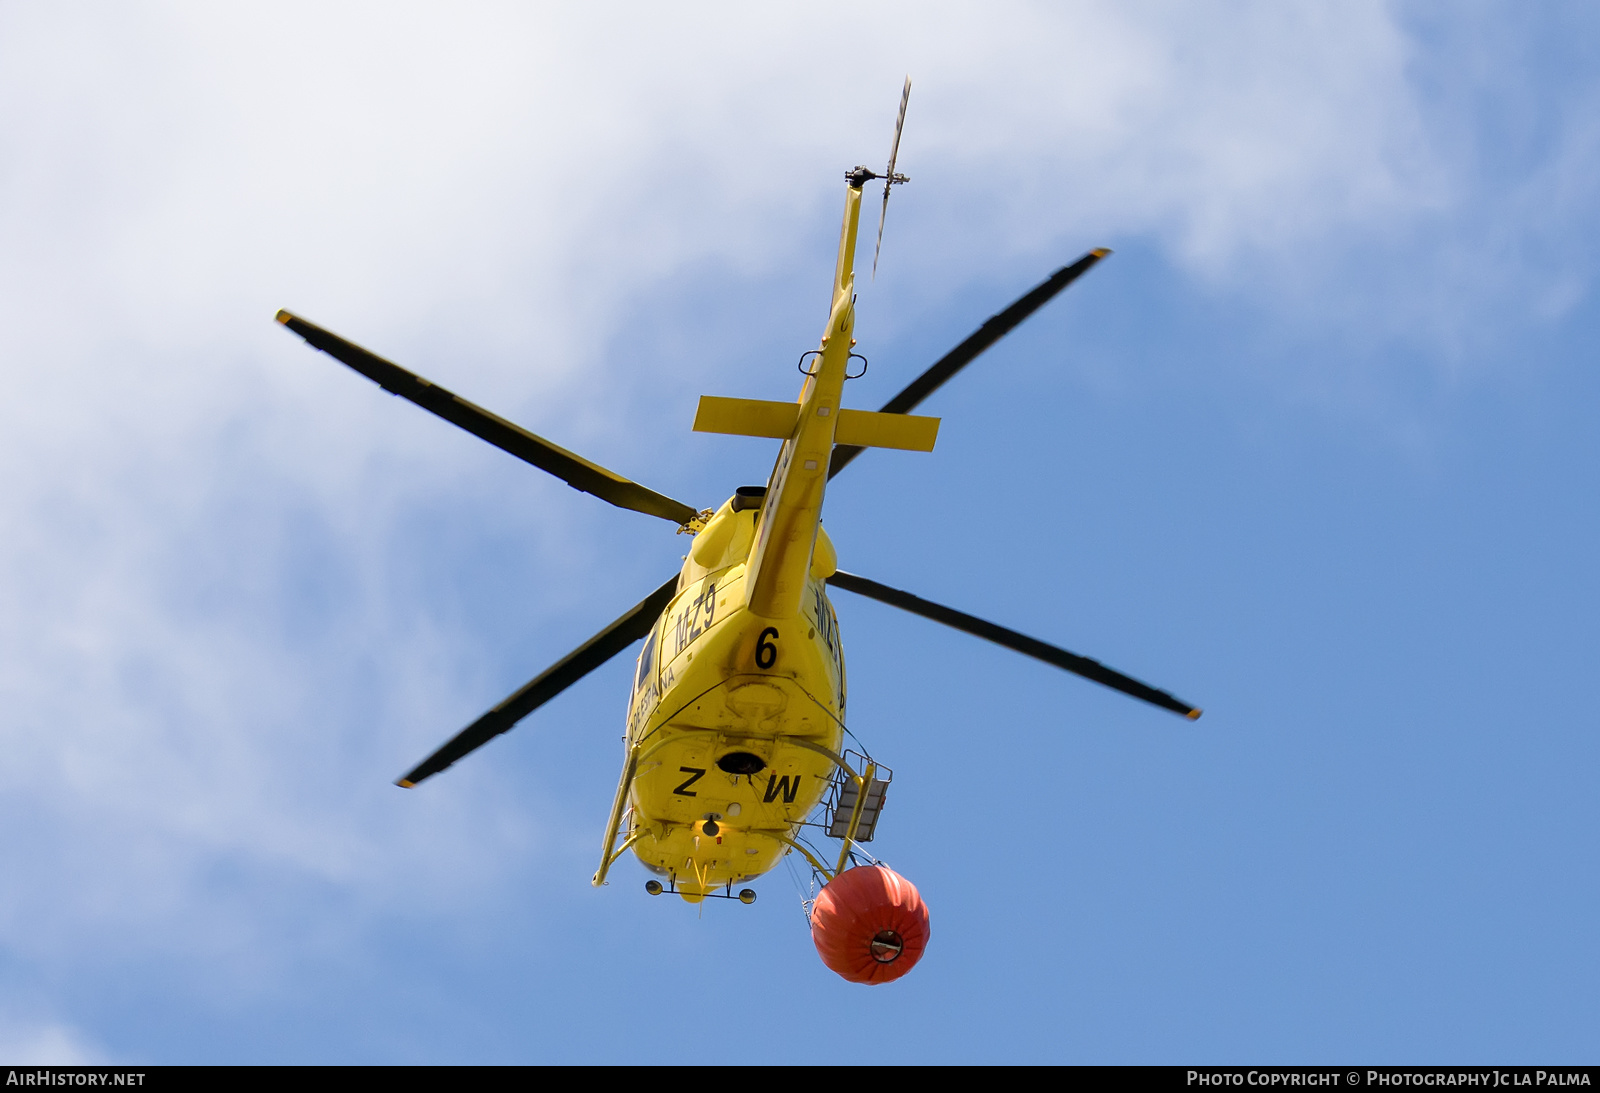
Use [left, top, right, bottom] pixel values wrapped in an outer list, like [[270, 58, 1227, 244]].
[[275, 310, 703, 527], [827, 570, 1200, 719], [872, 75, 913, 279], [829, 248, 1110, 479], [397, 574, 679, 787]]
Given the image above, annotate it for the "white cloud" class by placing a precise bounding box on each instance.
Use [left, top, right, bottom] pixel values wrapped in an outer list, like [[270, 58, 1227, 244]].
[[0, 1019, 103, 1065]]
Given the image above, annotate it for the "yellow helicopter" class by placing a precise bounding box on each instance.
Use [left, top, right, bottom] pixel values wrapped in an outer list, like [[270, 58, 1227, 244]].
[[275, 81, 1200, 981]]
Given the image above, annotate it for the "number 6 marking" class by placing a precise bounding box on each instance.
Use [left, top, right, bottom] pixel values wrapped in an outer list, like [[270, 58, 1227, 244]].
[[755, 627, 779, 669]]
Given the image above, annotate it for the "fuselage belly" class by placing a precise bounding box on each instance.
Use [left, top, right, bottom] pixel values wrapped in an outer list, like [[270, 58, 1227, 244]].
[[623, 537, 846, 900]]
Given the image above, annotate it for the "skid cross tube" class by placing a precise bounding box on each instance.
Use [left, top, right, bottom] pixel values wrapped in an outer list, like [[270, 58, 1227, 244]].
[[604, 829, 645, 872], [772, 735, 855, 780], [774, 831, 835, 882]]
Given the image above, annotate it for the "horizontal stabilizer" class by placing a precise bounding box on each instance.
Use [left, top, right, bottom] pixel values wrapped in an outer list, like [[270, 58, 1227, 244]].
[[693, 396, 799, 439], [835, 408, 938, 452], [693, 396, 938, 452]]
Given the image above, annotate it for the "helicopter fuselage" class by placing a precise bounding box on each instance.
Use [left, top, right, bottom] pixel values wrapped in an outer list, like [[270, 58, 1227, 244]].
[[272, 87, 1193, 942], [619, 536, 847, 900]]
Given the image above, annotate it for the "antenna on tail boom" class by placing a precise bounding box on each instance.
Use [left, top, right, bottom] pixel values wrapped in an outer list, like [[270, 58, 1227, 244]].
[[871, 76, 912, 278]]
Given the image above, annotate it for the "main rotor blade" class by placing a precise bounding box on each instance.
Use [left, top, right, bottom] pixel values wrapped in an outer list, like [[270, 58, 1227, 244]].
[[826, 570, 1200, 719], [829, 248, 1110, 479], [872, 75, 912, 279], [276, 311, 702, 527], [397, 574, 679, 787]]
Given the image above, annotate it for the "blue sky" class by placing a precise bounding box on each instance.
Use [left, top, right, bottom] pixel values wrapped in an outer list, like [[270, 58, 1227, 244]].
[[0, 1, 1596, 1063]]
